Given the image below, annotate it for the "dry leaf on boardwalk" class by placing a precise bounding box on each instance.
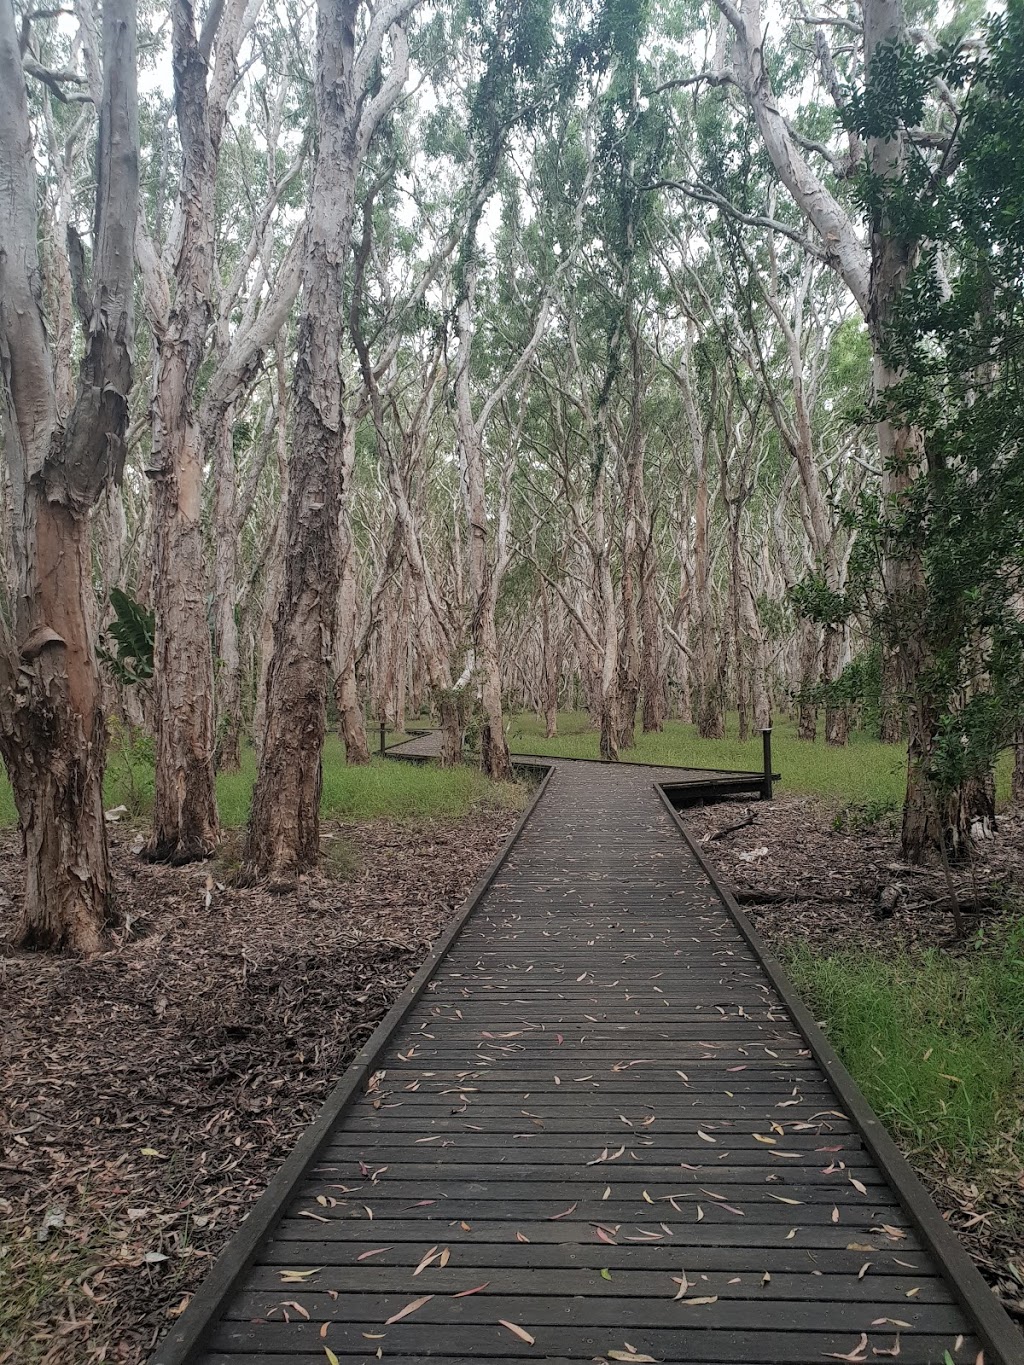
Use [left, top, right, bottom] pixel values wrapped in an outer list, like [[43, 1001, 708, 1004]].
[[384, 1294, 433, 1325]]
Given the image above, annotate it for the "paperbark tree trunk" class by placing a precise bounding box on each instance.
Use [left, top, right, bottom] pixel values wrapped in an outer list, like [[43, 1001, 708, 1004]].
[[453, 268, 546, 782], [796, 621, 819, 741], [823, 625, 849, 746], [717, 0, 985, 860], [246, 0, 415, 879], [139, 0, 253, 861], [0, 0, 138, 950], [211, 409, 243, 770], [639, 502, 664, 734], [539, 583, 560, 738]]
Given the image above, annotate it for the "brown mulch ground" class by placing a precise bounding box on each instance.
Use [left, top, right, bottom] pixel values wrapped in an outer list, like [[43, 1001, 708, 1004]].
[[0, 810, 518, 1365], [685, 794, 1024, 1329]]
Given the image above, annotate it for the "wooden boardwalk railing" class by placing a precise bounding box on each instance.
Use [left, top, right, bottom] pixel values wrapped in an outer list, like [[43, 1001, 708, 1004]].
[[152, 749, 1022, 1365]]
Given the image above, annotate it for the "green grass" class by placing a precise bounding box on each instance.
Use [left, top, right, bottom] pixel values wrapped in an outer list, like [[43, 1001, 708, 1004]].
[[508, 710, 1014, 808], [0, 733, 525, 831], [783, 923, 1024, 1165]]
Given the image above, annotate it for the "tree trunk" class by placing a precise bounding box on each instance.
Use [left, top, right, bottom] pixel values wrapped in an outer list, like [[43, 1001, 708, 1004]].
[[639, 511, 664, 734], [539, 584, 559, 738], [212, 407, 242, 770], [796, 621, 819, 741], [453, 280, 512, 782], [822, 626, 849, 746], [337, 658, 370, 765], [0, 0, 138, 949], [438, 690, 466, 767], [247, 0, 414, 877], [1, 509, 111, 951], [146, 374, 219, 860], [140, 0, 251, 860], [335, 489, 370, 764], [477, 611, 509, 779], [878, 647, 903, 742]]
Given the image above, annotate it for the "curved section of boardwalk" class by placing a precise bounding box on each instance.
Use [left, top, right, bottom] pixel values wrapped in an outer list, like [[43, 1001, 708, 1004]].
[[157, 749, 1020, 1365]]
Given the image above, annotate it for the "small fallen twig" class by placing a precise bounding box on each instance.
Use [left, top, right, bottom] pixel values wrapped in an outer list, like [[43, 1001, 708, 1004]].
[[708, 810, 756, 842]]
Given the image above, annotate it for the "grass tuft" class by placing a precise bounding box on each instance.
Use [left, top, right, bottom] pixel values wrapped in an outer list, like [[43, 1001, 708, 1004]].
[[783, 922, 1024, 1164]]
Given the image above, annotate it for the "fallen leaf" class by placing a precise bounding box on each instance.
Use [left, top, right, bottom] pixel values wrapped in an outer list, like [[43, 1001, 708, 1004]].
[[384, 1295, 433, 1325], [453, 1282, 489, 1297], [280, 1268, 323, 1281], [413, 1246, 440, 1276], [823, 1333, 869, 1362], [498, 1319, 535, 1344], [696, 1129, 716, 1143], [356, 1248, 389, 1261], [679, 1295, 718, 1306]]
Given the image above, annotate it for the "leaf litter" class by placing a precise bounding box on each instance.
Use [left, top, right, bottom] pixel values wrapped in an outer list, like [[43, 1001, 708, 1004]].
[[0, 810, 516, 1364]]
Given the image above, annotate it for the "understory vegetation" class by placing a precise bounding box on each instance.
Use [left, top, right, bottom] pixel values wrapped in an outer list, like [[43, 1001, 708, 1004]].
[[786, 927, 1024, 1169], [510, 711, 1015, 809], [0, 738, 525, 833]]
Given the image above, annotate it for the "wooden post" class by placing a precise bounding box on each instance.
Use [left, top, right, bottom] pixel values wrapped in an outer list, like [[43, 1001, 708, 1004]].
[[761, 728, 774, 801], [379, 721, 387, 757]]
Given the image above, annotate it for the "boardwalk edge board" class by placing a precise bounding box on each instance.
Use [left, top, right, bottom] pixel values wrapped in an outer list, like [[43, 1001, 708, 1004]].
[[655, 782, 1023, 1365], [149, 765, 553, 1365]]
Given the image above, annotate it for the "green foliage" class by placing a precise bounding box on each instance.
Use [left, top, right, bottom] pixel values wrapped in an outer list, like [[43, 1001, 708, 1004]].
[[0, 736, 526, 831], [817, 10, 1024, 800], [97, 589, 155, 687], [784, 920, 1024, 1164], [105, 722, 156, 819], [831, 796, 901, 834], [510, 709, 1016, 807], [796, 646, 885, 737]]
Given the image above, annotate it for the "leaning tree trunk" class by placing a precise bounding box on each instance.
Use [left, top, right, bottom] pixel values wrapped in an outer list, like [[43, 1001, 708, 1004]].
[[0, 0, 138, 950]]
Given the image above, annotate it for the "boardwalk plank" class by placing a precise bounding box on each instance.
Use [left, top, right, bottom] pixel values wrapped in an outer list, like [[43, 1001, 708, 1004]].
[[153, 744, 1021, 1365]]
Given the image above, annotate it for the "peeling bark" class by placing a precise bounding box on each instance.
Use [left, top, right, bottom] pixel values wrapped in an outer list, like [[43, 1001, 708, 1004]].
[[246, 0, 417, 879], [0, 0, 138, 949]]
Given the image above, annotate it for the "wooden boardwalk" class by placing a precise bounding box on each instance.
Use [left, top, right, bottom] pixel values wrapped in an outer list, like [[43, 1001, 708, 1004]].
[[154, 749, 1021, 1365]]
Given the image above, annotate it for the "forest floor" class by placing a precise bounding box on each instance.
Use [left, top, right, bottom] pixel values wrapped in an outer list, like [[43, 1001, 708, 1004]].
[[685, 794, 1024, 1330], [0, 800, 522, 1365]]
